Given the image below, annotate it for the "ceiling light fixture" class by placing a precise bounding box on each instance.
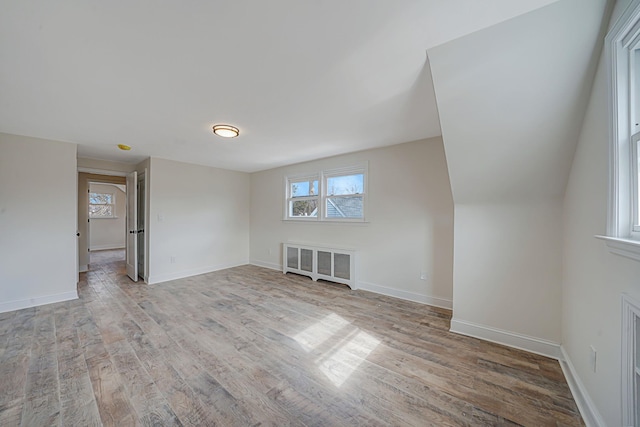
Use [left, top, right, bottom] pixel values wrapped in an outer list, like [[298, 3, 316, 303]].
[[117, 144, 131, 151], [212, 124, 239, 138]]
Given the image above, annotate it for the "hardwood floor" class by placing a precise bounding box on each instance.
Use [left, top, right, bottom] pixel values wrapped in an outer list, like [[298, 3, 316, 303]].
[[0, 251, 583, 426]]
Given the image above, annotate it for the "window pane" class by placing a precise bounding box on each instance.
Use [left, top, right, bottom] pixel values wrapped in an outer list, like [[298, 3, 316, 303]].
[[291, 180, 318, 198], [326, 196, 363, 218], [290, 199, 318, 217], [89, 205, 113, 217], [89, 192, 113, 204], [327, 174, 363, 196]]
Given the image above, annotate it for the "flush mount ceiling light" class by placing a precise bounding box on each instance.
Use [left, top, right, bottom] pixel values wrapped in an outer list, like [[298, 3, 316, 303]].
[[212, 124, 239, 138], [117, 144, 131, 151]]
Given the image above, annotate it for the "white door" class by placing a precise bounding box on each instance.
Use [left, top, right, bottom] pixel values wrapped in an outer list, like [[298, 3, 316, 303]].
[[126, 171, 138, 281]]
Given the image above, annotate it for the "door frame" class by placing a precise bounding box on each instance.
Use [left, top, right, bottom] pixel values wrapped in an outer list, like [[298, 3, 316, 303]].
[[77, 167, 148, 283]]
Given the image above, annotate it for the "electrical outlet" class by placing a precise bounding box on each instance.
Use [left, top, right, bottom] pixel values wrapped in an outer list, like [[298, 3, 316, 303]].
[[590, 345, 597, 373], [170, 256, 176, 264], [420, 271, 428, 280], [268, 248, 273, 255]]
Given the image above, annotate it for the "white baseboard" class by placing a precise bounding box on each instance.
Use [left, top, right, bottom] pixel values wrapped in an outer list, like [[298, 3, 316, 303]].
[[449, 318, 561, 360], [250, 259, 282, 271], [358, 280, 453, 310], [147, 261, 247, 285], [79, 264, 88, 273], [0, 290, 79, 314], [559, 346, 606, 427], [90, 244, 125, 251]]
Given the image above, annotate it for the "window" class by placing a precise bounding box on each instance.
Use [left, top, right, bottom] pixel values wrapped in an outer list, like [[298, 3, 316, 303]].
[[89, 192, 115, 218], [284, 163, 367, 222], [601, 0, 640, 260], [287, 176, 319, 218], [324, 170, 365, 220]]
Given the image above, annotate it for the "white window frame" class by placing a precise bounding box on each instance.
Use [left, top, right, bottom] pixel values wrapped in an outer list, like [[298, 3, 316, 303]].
[[599, 0, 640, 261], [322, 165, 367, 222], [284, 174, 320, 220], [89, 191, 116, 219], [283, 162, 368, 222]]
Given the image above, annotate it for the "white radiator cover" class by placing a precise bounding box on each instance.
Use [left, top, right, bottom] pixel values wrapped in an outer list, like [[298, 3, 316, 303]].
[[282, 243, 356, 289]]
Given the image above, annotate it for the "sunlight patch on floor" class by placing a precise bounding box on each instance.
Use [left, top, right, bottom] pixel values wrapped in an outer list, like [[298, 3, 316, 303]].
[[294, 312, 380, 387], [293, 313, 350, 352], [318, 329, 380, 387]]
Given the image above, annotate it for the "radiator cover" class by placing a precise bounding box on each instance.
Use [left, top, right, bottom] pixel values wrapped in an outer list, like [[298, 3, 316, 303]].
[[282, 243, 356, 289]]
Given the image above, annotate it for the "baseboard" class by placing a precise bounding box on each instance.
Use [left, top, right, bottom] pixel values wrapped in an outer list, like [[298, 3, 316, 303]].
[[450, 318, 561, 360], [79, 264, 88, 273], [357, 280, 453, 310], [147, 261, 248, 285], [249, 259, 282, 271], [90, 245, 125, 251], [559, 346, 606, 427], [0, 290, 79, 314]]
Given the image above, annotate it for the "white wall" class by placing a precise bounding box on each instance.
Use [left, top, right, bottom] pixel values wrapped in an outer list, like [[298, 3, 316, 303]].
[[562, 1, 640, 424], [89, 183, 126, 250], [451, 200, 563, 353], [0, 133, 78, 312], [250, 138, 454, 308], [147, 158, 250, 284]]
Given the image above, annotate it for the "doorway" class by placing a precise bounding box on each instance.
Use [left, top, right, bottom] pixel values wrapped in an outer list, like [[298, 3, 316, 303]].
[[77, 169, 147, 282]]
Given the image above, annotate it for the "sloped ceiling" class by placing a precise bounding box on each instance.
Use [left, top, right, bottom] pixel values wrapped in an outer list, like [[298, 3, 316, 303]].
[[0, 0, 561, 172], [428, 0, 608, 203]]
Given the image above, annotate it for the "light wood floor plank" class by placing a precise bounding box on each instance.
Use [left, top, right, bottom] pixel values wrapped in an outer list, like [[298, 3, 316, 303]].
[[0, 250, 584, 426]]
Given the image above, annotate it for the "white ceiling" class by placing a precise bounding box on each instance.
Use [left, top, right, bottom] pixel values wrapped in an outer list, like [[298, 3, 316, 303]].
[[0, 0, 560, 172]]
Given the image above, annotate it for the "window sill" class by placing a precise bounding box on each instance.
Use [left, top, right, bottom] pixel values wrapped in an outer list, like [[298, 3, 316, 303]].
[[595, 235, 640, 262], [282, 219, 369, 225]]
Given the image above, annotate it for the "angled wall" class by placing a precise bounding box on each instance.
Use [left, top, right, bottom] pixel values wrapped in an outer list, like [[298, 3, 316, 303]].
[[428, 0, 607, 356]]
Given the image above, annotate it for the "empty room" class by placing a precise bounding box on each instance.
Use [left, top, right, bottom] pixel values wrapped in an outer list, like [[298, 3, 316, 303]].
[[1, 0, 640, 426]]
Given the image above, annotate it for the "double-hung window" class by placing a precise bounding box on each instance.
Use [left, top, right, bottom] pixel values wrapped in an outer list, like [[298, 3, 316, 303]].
[[284, 163, 367, 222], [89, 192, 115, 218], [286, 176, 319, 218], [605, 0, 640, 246]]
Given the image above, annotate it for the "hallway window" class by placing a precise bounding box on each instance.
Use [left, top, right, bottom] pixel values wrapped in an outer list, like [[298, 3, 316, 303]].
[[89, 192, 115, 218]]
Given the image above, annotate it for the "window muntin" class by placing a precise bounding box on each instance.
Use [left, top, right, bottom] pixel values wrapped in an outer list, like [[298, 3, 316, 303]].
[[284, 164, 367, 222], [89, 192, 115, 218]]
